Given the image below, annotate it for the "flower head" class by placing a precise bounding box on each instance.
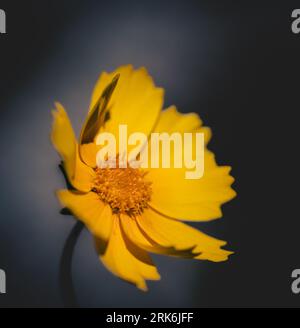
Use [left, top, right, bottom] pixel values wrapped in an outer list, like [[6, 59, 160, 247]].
[[51, 65, 236, 291]]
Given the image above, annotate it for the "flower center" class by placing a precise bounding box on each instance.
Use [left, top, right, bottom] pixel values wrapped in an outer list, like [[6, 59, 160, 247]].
[[93, 165, 152, 216]]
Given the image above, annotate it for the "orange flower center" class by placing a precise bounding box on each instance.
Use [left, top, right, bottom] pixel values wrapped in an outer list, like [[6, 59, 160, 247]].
[[93, 165, 152, 216]]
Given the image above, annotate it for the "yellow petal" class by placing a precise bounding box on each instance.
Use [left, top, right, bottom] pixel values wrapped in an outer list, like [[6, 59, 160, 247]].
[[90, 66, 131, 112], [149, 162, 236, 221], [153, 105, 203, 133], [120, 214, 196, 257], [100, 217, 160, 291], [90, 65, 164, 146], [57, 190, 113, 242], [79, 143, 99, 168], [81, 75, 119, 145], [147, 108, 236, 221], [138, 208, 232, 262], [73, 150, 96, 191], [51, 103, 94, 192], [51, 103, 76, 177]]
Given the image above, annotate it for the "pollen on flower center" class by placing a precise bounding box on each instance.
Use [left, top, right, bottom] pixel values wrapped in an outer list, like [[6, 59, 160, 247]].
[[93, 165, 152, 216]]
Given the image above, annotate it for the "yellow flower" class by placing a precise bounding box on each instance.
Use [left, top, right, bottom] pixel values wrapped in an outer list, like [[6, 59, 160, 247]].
[[51, 65, 236, 291]]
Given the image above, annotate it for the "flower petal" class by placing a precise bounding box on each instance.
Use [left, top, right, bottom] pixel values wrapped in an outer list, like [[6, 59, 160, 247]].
[[90, 65, 164, 144], [79, 143, 99, 168], [149, 161, 236, 221], [153, 105, 203, 133], [137, 208, 232, 262], [120, 214, 196, 257], [80, 75, 119, 146], [51, 103, 94, 192], [57, 190, 113, 242], [100, 217, 160, 291], [147, 108, 236, 221]]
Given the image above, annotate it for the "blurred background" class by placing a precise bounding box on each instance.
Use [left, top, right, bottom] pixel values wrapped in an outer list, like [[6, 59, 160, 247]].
[[0, 0, 299, 307]]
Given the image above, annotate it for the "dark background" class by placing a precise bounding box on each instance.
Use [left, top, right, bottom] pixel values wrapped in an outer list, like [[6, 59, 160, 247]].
[[0, 0, 299, 307]]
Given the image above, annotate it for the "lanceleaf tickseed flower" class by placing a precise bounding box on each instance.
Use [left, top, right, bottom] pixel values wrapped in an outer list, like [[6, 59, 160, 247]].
[[51, 65, 236, 291]]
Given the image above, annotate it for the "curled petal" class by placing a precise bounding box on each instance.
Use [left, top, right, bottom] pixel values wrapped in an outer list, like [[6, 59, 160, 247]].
[[51, 103, 94, 192], [100, 217, 160, 291], [137, 208, 233, 262]]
